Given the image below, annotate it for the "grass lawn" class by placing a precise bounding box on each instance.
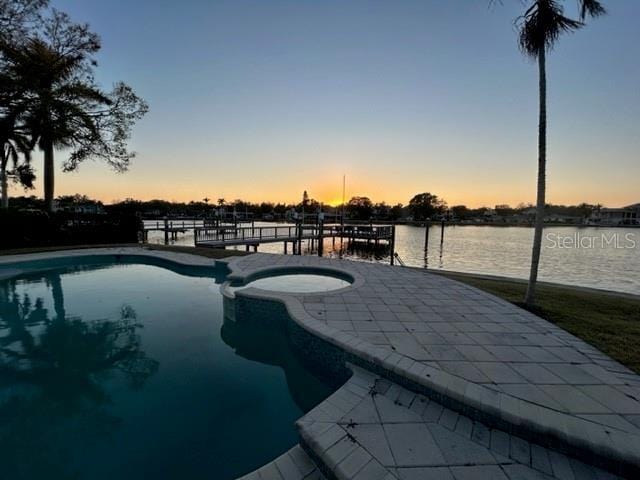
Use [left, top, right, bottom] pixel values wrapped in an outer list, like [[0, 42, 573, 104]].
[[438, 272, 640, 374]]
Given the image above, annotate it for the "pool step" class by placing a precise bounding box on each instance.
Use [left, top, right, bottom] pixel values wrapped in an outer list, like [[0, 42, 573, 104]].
[[236, 444, 326, 480], [296, 365, 623, 480]]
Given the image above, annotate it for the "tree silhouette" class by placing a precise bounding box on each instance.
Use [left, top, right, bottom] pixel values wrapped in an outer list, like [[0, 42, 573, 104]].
[[506, 0, 606, 305], [407, 192, 446, 221], [346, 196, 374, 221], [0, 10, 148, 211], [0, 1, 43, 209], [0, 113, 33, 208], [0, 0, 48, 43]]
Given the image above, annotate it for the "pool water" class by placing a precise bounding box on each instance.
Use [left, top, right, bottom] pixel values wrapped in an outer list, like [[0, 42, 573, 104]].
[[241, 273, 351, 293], [0, 261, 337, 480]]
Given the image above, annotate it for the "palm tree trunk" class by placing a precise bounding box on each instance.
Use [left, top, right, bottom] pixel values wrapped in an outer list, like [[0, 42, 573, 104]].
[[50, 272, 66, 321], [525, 47, 547, 307], [1, 154, 8, 209], [43, 138, 55, 212]]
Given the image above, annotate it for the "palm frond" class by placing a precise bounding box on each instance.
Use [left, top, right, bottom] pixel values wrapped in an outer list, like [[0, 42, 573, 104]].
[[0, 114, 32, 168], [517, 0, 583, 58], [578, 0, 606, 20], [56, 82, 112, 106], [9, 143, 19, 165], [12, 163, 36, 190]]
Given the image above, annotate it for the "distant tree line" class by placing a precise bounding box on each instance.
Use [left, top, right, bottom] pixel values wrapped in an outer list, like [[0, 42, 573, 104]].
[[6, 193, 603, 224]]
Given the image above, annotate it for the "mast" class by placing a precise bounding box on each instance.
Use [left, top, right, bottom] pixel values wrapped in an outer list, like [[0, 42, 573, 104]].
[[341, 174, 346, 227]]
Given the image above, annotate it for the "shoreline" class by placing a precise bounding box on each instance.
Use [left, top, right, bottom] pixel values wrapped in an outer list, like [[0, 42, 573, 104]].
[[141, 218, 640, 228], [429, 268, 640, 300]]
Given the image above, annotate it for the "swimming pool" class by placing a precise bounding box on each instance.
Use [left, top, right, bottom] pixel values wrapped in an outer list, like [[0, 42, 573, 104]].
[[0, 256, 340, 480]]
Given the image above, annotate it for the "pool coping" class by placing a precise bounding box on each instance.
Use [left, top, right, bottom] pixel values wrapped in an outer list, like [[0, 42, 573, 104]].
[[1, 247, 638, 478], [0, 245, 220, 280]]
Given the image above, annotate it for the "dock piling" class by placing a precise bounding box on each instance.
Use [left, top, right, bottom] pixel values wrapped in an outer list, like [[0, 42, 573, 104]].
[[425, 220, 430, 250], [317, 220, 324, 257], [390, 223, 396, 265]]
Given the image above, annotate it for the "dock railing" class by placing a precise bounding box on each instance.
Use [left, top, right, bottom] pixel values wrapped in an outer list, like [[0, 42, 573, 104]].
[[193, 223, 395, 256], [194, 224, 321, 245], [142, 217, 253, 232], [144, 219, 203, 231], [323, 224, 393, 240]]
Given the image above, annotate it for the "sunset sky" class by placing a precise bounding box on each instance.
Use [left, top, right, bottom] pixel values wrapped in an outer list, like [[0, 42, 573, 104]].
[[16, 0, 640, 208]]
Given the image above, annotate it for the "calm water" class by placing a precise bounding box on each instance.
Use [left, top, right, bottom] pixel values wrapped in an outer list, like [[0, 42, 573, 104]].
[[239, 273, 351, 293], [0, 262, 335, 480], [149, 224, 640, 294]]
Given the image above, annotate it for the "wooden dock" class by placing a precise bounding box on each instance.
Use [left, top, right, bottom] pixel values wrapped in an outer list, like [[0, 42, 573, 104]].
[[194, 225, 317, 248], [141, 217, 252, 242], [194, 223, 397, 262]]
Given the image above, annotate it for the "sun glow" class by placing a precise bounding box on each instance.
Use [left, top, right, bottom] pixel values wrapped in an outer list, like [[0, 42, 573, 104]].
[[326, 198, 344, 208]]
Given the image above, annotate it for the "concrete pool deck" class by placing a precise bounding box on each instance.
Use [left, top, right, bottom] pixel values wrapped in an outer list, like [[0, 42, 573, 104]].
[[1, 247, 638, 479]]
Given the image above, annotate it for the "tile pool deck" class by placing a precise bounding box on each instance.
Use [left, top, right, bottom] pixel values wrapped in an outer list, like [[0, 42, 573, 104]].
[[223, 253, 640, 479], [1, 247, 639, 479]]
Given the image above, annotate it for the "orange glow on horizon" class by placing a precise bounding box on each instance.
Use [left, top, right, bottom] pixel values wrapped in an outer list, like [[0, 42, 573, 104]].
[[12, 177, 639, 210], [9, 157, 639, 210], [325, 198, 344, 207]]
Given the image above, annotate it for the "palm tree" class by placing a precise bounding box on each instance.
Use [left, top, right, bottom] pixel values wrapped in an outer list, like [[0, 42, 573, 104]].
[[0, 114, 31, 208], [2, 38, 109, 212], [513, 0, 606, 306], [0, 11, 146, 212]]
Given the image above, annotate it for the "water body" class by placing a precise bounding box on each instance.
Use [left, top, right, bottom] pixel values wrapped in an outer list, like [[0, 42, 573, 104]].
[[147, 224, 640, 295]]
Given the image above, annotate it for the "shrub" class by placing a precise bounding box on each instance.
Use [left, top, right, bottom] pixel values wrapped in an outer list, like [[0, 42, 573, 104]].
[[0, 209, 141, 249]]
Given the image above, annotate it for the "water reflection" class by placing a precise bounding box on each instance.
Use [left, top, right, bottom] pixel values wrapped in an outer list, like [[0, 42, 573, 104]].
[[220, 315, 335, 413], [327, 239, 391, 262], [0, 274, 159, 480]]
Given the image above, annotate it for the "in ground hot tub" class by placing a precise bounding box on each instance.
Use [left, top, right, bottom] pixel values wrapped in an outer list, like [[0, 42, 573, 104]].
[[232, 267, 354, 294]]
